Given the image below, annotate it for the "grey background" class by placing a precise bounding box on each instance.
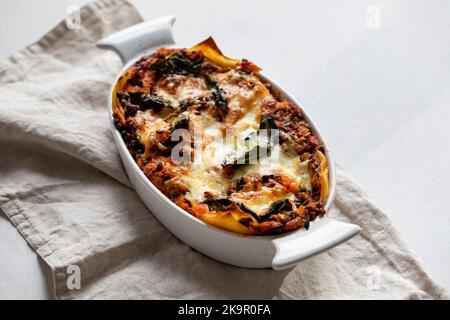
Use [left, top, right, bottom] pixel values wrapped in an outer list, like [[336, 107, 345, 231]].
[[0, 0, 449, 298]]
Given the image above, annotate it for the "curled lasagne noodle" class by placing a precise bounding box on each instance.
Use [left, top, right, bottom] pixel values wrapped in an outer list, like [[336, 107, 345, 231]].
[[113, 37, 329, 235]]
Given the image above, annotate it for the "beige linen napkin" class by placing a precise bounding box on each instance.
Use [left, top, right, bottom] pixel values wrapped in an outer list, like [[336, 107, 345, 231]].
[[0, 0, 447, 300]]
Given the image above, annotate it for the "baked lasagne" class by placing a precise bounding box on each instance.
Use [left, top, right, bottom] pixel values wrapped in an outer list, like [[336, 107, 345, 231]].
[[113, 38, 329, 235]]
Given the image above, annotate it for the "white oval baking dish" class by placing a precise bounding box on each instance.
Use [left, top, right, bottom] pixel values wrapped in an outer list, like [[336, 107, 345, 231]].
[[97, 16, 361, 270]]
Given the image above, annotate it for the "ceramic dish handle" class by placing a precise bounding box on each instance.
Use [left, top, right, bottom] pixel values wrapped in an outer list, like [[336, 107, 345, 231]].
[[96, 15, 176, 64], [271, 219, 361, 270]]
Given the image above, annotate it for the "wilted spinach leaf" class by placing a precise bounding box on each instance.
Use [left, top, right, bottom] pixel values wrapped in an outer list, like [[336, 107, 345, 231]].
[[222, 136, 270, 168], [266, 199, 293, 216], [205, 76, 228, 112], [237, 199, 293, 222], [222, 117, 275, 168], [259, 115, 278, 131], [203, 198, 234, 211], [127, 92, 166, 111], [151, 53, 203, 76]]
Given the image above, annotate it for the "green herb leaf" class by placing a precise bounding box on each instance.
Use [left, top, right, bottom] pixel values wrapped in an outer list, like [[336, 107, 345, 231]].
[[151, 53, 203, 76], [205, 76, 228, 112], [203, 198, 234, 211], [128, 92, 166, 111], [266, 199, 293, 217]]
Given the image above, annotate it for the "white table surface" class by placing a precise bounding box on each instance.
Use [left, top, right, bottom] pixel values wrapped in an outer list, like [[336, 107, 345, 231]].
[[0, 0, 449, 299]]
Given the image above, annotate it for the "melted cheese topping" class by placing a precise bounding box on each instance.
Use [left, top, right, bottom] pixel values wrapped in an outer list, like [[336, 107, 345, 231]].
[[212, 70, 273, 127], [155, 75, 210, 107], [181, 70, 313, 202], [184, 165, 225, 200], [134, 110, 170, 151], [234, 144, 313, 191], [183, 113, 227, 200]]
